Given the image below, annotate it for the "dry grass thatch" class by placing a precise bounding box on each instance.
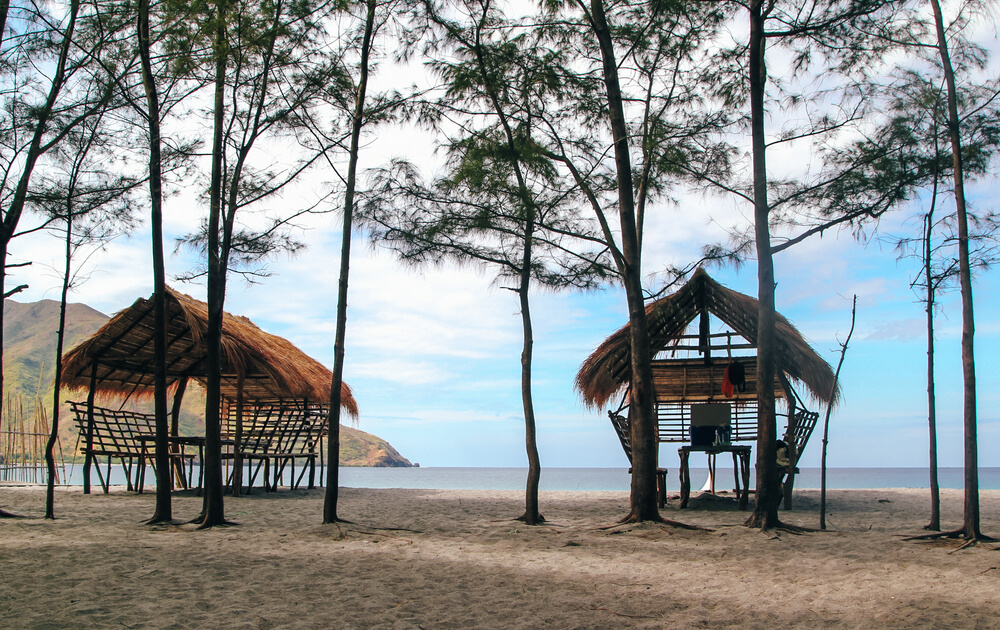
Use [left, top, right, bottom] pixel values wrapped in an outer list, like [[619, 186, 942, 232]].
[[60, 287, 358, 417], [575, 269, 838, 411]]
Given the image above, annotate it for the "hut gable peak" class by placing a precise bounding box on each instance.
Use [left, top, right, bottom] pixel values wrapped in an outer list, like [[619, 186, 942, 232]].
[[576, 268, 838, 410]]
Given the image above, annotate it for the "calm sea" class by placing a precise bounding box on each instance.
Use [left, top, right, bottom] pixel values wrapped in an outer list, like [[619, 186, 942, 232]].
[[339, 467, 1000, 491], [39, 465, 1000, 492]]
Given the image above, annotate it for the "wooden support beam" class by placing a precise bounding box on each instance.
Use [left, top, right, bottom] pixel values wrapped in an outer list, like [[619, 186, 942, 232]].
[[699, 308, 710, 364]]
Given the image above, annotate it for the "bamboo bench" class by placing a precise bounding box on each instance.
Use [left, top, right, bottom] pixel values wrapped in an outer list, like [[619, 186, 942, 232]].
[[221, 401, 328, 493], [778, 408, 820, 506], [70, 402, 201, 494]]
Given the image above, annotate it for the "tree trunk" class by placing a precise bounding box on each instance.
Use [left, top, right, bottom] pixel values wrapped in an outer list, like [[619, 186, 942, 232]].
[[45, 204, 73, 519], [589, 0, 658, 522], [324, 0, 376, 524], [746, 0, 780, 530], [924, 210, 940, 531], [197, 0, 230, 528], [212, 0, 282, 500], [0, 1, 10, 48], [929, 0, 980, 540], [821, 296, 856, 530], [0, 0, 8, 452], [459, 0, 545, 525], [0, 0, 81, 448], [138, 0, 173, 524], [517, 220, 542, 525]]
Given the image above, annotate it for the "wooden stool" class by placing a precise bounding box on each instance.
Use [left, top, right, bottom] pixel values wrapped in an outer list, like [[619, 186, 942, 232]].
[[628, 467, 668, 508], [656, 468, 668, 507]]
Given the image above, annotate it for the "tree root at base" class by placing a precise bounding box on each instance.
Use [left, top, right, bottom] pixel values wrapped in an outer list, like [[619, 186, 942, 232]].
[[604, 514, 711, 531], [187, 512, 237, 530], [195, 519, 236, 530], [746, 518, 820, 535], [515, 512, 546, 525], [904, 528, 997, 551]]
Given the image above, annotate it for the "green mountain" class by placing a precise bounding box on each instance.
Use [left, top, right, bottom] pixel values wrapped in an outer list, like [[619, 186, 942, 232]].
[[3, 298, 108, 403], [341, 425, 415, 467], [2, 297, 412, 467]]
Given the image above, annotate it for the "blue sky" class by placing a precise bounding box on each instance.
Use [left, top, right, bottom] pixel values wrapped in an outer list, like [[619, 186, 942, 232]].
[[11, 175, 999, 472]]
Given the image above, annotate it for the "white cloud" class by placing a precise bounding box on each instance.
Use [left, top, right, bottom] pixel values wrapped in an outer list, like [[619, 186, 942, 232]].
[[349, 358, 453, 386], [864, 317, 925, 342]]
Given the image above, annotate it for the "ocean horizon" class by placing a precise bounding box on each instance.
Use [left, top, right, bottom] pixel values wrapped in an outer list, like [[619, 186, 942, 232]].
[[15, 465, 1000, 492], [338, 466, 1000, 492]]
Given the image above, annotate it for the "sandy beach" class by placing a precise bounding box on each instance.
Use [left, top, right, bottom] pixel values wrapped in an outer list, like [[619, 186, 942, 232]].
[[1, 485, 998, 629]]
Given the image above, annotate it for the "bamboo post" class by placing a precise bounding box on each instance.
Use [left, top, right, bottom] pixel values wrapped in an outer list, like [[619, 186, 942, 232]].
[[699, 308, 710, 364], [308, 406, 320, 489], [83, 363, 97, 494], [169, 378, 188, 488], [1, 397, 5, 480], [318, 426, 325, 488], [778, 373, 797, 509], [232, 378, 244, 497], [34, 405, 45, 484], [19, 403, 26, 480], [0, 397, 5, 481]]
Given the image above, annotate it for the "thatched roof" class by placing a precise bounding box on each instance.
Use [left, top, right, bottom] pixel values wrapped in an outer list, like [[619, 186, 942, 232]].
[[61, 287, 358, 416], [575, 269, 838, 410]]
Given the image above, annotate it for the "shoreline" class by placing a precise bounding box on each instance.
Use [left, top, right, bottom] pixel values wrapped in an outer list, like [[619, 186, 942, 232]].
[[9, 464, 1000, 493], [2, 486, 999, 628]]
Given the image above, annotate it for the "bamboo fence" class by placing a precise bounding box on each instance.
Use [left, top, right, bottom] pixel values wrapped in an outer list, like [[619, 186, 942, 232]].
[[0, 392, 67, 484]]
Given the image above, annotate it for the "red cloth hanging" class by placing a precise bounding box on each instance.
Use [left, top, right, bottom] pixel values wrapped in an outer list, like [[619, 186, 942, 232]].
[[721, 364, 735, 398]]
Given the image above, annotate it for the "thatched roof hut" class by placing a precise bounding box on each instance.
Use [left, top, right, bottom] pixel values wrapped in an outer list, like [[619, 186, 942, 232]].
[[61, 287, 358, 416], [576, 269, 837, 412]]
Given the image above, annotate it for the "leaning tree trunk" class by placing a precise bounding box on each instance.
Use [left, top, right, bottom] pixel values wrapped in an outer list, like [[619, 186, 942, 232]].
[[589, 0, 659, 522], [7, 0, 82, 521], [324, 0, 376, 524], [0, 0, 81, 478], [746, 0, 781, 530], [930, 0, 981, 541], [323, 208, 349, 524], [138, 0, 173, 525]]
